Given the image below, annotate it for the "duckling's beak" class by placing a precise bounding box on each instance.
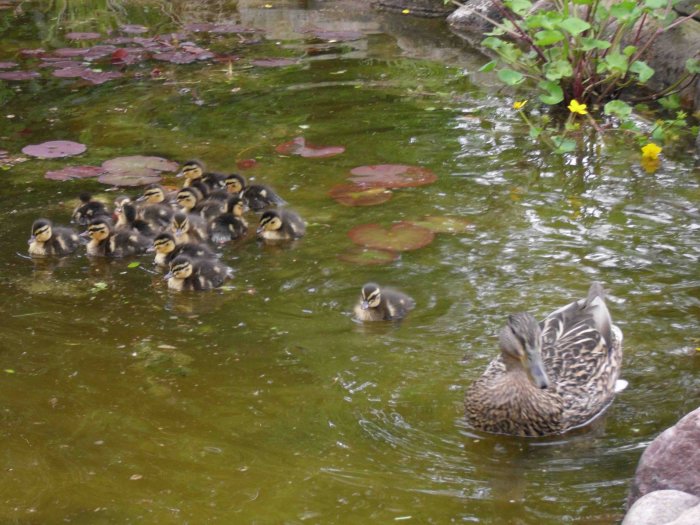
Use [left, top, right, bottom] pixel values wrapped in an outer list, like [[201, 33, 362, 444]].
[[175, 170, 184, 178], [135, 195, 147, 202], [360, 300, 370, 310], [525, 346, 549, 389], [28, 236, 35, 245], [146, 245, 155, 253], [164, 271, 173, 280], [256, 225, 264, 235], [79, 230, 91, 239]]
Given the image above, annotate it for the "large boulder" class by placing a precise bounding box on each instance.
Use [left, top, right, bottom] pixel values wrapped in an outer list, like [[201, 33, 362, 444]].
[[628, 407, 700, 507], [622, 490, 700, 525]]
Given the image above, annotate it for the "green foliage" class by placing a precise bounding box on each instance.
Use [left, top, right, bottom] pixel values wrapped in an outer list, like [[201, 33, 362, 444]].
[[479, 0, 700, 153]]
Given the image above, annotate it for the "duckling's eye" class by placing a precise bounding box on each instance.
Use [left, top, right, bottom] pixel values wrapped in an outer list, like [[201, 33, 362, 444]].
[[34, 226, 49, 236]]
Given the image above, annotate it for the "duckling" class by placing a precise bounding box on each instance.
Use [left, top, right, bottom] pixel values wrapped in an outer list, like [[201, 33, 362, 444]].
[[72, 192, 110, 225], [178, 160, 227, 191], [138, 184, 174, 206], [116, 202, 158, 238], [225, 173, 286, 211], [209, 196, 249, 244], [354, 283, 415, 322], [152, 233, 216, 267], [84, 218, 150, 257], [256, 209, 305, 241], [175, 186, 205, 214], [171, 211, 208, 245], [28, 219, 81, 257], [134, 184, 174, 230], [164, 254, 233, 291]]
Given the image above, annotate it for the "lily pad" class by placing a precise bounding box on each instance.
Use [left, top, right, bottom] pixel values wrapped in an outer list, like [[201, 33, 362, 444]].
[[328, 183, 392, 206], [98, 168, 161, 187], [53, 66, 88, 78], [45, 165, 105, 181], [349, 164, 437, 188], [153, 51, 198, 64], [111, 48, 146, 65], [348, 222, 435, 251], [120, 24, 149, 34], [40, 60, 80, 69], [407, 216, 473, 234], [53, 48, 88, 58], [65, 32, 102, 40], [0, 61, 18, 69], [275, 136, 345, 158], [251, 58, 299, 68], [102, 155, 179, 173], [80, 70, 123, 85], [83, 45, 118, 61], [0, 71, 40, 81], [22, 140, 86, 158], [236, 158, 257, 169], [338, 246, 399, 265]]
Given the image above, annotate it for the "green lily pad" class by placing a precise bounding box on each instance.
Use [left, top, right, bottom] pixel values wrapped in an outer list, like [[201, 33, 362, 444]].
[[407, 216, 473, 233], [328, 183, 392, 206], [349, 164, 437, 188], [338, 246, 399, 265], [348, 222, 435, 251], [101, 155, 179, 173]]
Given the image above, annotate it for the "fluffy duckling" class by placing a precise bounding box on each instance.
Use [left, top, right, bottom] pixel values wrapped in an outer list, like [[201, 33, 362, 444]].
[[225, 173, 286, 211], [138, 184, 173, 206], [152, 232, 216, 267], [28, 219, 81, 257], [354, 283, 415, 322], [175, 186, 205, 214], [72, 193, 110, 225], [84, 218, 150, 257], [114, 202, 157, 238], [178, 160, 227, 191], [171, 211, 208, 245], [256, 209, 305, 241], [209, 196, 248, 244], [135, 185, 174, 230], [164, 254, 233, 291]]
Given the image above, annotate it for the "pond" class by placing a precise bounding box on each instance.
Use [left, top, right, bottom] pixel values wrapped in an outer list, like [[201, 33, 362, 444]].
[[1, 1, 699, 523]]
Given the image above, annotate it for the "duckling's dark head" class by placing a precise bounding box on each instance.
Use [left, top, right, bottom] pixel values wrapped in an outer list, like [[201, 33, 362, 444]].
[[176, 187, 203, 211], [178, 160, 204, 181], [167, 255, 194, 279], [257, 210, 282, 234], [30, 219, 53, 243], [72, 195, 109, 225], [225, 173, 246, 194], [500, 312, 549, 389], [360, 283, 382, 310], [153, 233, 177, 254], [172, 212, 190, 234]]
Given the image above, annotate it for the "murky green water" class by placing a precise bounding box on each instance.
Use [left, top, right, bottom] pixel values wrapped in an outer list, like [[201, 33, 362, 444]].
[[1, 1, 699, 523]]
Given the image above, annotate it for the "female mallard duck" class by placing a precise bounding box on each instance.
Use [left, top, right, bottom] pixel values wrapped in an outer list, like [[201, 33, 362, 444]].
[[224, 173, 286, 211], [178, 160, 227, 191], [28, 219, 81, 257], [164, 254, 233, 291], [354, 283, 415, 321], [464, 282, 624, 437], [256, 209, 305, 241], [152, 233, 216, 267], [209, 196, 248, 244]]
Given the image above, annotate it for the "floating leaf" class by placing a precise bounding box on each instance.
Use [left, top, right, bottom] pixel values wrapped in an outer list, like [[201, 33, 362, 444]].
[[22, 140, 86, 158], [127, 261, 141, 268], [120, 24, 148, 34], [65, 32, 102, 40], [40, 60, 81, 69], [251, 58, 299, 68], [236, 158, 257, 169], [0, 71, 40, 81], [407, 216, 473, 233], [83, 45, 118, 61], [52, 66, 88, 78], [153, 51, 198, 64], [111, 48, 146, 65], [0, 61, 18, 69], [348, 222, 435, 251], [53, 48, 88, 58], [328, 183, 392, 206], [349, 164, 437, 188], [338, 246, 399, 265], [45, 165, 104, 181], [275, 136, 345, 158], [80, 70, 123, 85], [102, 155, 179, 173], [98, 168, 161, 187]]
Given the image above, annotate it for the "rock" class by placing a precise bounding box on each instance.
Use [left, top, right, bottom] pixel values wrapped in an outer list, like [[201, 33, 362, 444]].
[[446, 2, 498, 45], [622, 490, 699, 525], [628, 407, 700, 507], [675, 0, 700, 20], [372, 0, 456, 17]]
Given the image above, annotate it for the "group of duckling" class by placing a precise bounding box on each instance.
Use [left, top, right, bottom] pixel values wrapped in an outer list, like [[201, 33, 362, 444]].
[[28, 160, 305, 291], [29, 160, 626, 439]]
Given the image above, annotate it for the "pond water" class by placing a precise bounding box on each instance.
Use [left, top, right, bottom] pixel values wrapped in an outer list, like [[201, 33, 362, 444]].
[[1, 1, 699, 523]]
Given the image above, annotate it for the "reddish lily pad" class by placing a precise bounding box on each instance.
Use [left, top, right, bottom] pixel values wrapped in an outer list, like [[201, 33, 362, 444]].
[[349, 164, 437, 189], [236, 158, 257, 169], [338, 246, 399, 266], [65, 32, 102, 40], [348, 222, 435, 251], [98, 168, 161, 187], [53, 48, 88, 58], [45, 165, 105, 181], [251, 58, 299, 68], [80, 70, 123, 85], [0, 61, 18, 69], [120, 24, 149, 34], [20, 48, 46, 58], [275, 136, 345, 158], [22, 140, 86, 158], [53, 66, 88, 78], [111, 48, 146, 65], [328, 183, 392, 207], [0, 71, 40, 81], [83, 45, 118, 61], [407, 216, 474, 234], [40, 60, 80, 69], [153, 51, 198, 64], [102, 155, 179, 173]]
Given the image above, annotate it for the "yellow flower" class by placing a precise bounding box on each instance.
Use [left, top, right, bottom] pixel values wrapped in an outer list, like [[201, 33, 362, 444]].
[[513, 100, 527, 110], [402, 8, 410, 14], [567, 99, 588, 115], [641, 142, 662, 160], [641, 156, 660, 174]]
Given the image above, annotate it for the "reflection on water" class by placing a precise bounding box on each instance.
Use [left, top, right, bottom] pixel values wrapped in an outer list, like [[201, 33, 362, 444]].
[[0, 0, 699, 524]]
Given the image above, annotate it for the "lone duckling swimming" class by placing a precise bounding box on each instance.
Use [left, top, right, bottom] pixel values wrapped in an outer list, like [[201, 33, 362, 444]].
[[354, 283, 415, 321], [464, 282, 624, 437], [256, 209, 305, 241], [164, 255, 233, 291], [28, 219, 81, 257]]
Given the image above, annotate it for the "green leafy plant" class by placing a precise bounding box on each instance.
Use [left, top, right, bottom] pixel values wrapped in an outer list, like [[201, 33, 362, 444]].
[[447, 0, 700, 156]]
